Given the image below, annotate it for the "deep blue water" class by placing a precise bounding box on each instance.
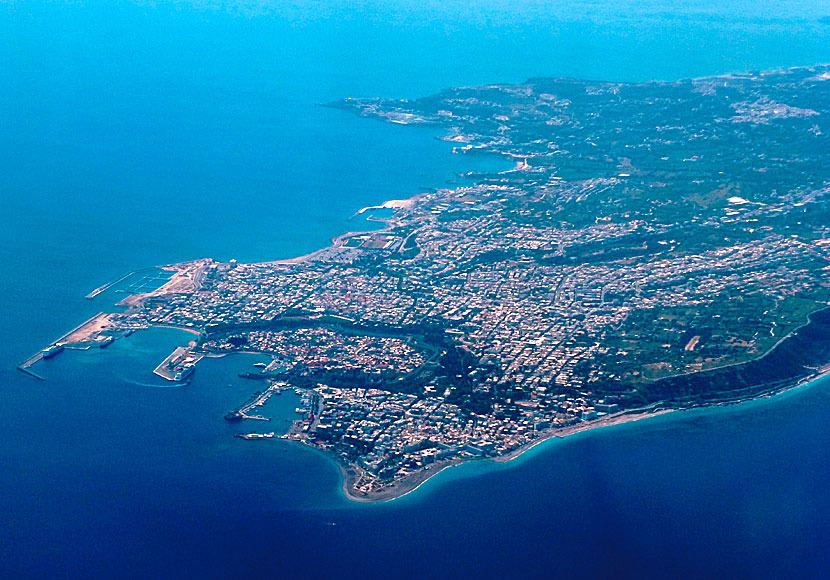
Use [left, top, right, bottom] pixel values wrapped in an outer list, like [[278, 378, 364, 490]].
[[3, 1, 830, 578]]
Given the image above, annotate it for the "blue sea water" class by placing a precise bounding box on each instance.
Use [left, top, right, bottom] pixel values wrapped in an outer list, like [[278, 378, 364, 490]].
[[2, 1, 830, 578]]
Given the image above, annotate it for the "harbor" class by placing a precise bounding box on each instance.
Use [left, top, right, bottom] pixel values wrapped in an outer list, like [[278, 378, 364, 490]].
[[18, 265, 181, 380]]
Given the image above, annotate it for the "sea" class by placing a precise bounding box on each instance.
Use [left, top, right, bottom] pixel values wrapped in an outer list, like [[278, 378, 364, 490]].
[[2, 1, 830, 578]]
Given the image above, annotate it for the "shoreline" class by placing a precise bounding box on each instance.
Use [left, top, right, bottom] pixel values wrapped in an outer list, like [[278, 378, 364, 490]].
[[113, 181, 829, 504], [339, 457, 463, 503], [332, 406, 671, 504], [331, 365, 830, 503], [263, 231, 385, 266], [150, 324, 202, 337], [353, 198, 419, 216], [263, 195, 427, 267], [37, 65, 830, 504]]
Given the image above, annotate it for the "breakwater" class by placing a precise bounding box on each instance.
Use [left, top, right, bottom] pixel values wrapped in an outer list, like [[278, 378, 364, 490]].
[[85, 268, 155, 300]]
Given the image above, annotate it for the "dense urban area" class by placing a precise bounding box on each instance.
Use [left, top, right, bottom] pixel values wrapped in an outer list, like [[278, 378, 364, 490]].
[[30, 66, 830, 499]]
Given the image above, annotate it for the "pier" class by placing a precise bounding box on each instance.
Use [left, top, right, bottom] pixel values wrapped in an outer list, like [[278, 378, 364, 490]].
[[153, 347, 203, 381], [17, 312, 113, 380], [235, 432, 276, 440]]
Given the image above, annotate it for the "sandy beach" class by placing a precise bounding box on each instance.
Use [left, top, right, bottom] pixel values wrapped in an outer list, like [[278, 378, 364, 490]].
[[67, 179, 830, 506], [335, 406, 673, 504], [354, 197, 420, 215], [333, 365, 830, 503], [118, 259, 213, 307]]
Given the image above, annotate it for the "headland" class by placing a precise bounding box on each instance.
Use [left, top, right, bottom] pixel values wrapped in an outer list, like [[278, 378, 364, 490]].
[[20, 65, 830, 502]]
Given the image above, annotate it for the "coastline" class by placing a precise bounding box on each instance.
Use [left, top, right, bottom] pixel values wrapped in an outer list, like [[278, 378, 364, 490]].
[[332, 406, 671, 504], [70, 183, 830, 505], [30, 156, 830, 506], [494, 407, 672, 464], [338, 456, 463, 503], [264, 195, 426, 267], [34, 66, 830, 506], [264, 230, 388, 266], [151, 324, 202, 337], [331, 363, 830, 504]]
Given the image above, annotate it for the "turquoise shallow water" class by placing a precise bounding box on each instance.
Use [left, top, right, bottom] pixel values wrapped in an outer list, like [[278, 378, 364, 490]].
[[2, 1, 830, 578]]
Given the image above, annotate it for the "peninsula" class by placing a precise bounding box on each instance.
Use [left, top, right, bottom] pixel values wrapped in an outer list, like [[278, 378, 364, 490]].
[[22, 66, 830, 501]]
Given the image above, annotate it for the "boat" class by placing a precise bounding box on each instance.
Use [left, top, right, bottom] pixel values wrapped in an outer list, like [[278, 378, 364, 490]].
[[253, 362, 268, 368], [99, 336, 114, 348], [42, 344, 64, 359], [235, 432, 275, 440], [173, 365, 195, 382]]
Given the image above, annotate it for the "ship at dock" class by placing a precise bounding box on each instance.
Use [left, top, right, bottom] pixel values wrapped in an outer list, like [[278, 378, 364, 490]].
[[235, 432, 276, 440], [173, 364, 195, 382], [42, 344, 64, 359], [153, 346, 202, 382]]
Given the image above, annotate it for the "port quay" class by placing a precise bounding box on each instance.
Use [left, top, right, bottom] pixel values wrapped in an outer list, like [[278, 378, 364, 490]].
[[16, 314, 109, 380], [152, 346, 203, 382], [17, 267, 161, 380]]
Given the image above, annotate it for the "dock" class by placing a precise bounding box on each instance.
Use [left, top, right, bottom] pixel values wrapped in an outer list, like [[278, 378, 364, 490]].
[[17, 312, 113, 380], [153, 347, 203, 381], [264, 358, 283, 372], [235, 432, 276, 440]]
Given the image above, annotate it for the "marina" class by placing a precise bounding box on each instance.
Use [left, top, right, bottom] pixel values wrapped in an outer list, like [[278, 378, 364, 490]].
[[224, 381, 287, 422], [85, 268, 154, 300]]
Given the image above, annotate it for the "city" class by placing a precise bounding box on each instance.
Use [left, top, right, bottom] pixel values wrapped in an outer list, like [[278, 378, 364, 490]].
[[28, 65, 830, 500]]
